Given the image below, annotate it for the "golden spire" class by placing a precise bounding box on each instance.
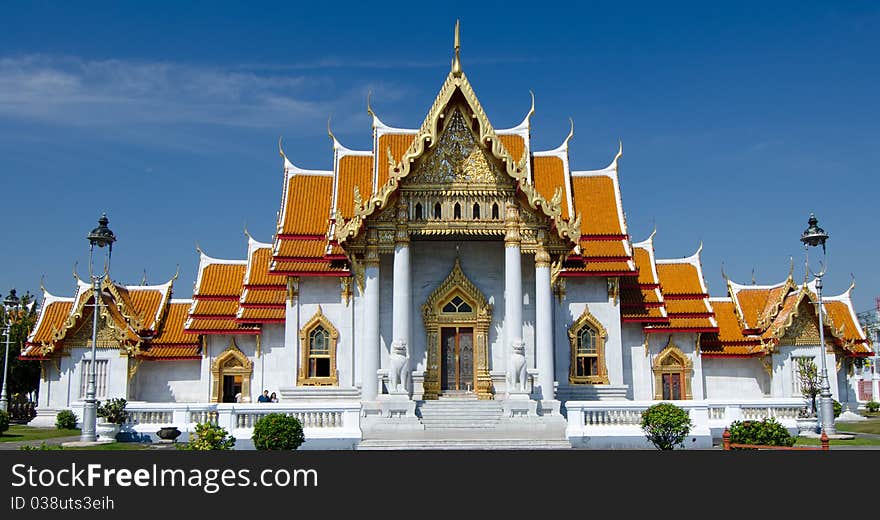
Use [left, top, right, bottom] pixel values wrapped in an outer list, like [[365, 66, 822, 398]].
[[451, 19, 462, 77]]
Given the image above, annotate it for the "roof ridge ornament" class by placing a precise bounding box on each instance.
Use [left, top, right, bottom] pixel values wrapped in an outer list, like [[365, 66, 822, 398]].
[[141, 269, 148, 286], [611, 139, 623, 171], [451, 19, 462, 77], [721, 261, 728, 282], [366, 90, 374, 118]]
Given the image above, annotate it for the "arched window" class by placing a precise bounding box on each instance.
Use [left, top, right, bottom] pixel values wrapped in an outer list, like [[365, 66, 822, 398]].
[[298, 306, 339, 386], [210, 339, 253, 403], [434, 202, 442, 219], [652, 341, 693, 400], [442, 295, 473, 313], [453, 202, 462, 220], [568, 306, 609, 384], [472, 203, 480, 220], [491, 202, 499, 220], [415, 202, 423, 220]]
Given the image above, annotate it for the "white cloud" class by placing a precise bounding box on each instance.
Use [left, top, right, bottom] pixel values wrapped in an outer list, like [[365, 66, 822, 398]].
[[0, 55, 407, 132]]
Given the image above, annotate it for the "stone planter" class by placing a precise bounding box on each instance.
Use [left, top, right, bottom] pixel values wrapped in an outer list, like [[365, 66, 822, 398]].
[[96, 422, 121, 442], [796, 417, 819, 436], [156, 426, 182, 443]]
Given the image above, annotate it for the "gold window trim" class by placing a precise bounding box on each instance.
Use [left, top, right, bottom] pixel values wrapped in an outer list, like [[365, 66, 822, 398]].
[[422, 258, 493, 400], [568, 305, 610, 384], [210, 338, 253, 403], [652, 339, 693, 400], [298, 306, 339, 386]]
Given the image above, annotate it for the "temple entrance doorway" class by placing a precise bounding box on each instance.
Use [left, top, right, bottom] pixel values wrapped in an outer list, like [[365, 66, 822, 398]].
[[440, 327, 474, 393]]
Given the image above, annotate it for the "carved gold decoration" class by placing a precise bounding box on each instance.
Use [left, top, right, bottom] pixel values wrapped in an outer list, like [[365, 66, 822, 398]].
[[554, 277, 566, 304], [761, 356, 773, 376], [652, 337, 693, 400], [607, 277, 620, 306], [340, 277, 352, 306], [297, 306, 339, 386], [568, 305, 610, 384], [255, 333, 261, 358], [335, 68, 581, 249], [287, 276, 300, 303], [535, 245, 551, 268], [127, 358, 142, 382], [422, 258, 493, 400], [504, 201, 521, 247], [210, 338, 252, 403]]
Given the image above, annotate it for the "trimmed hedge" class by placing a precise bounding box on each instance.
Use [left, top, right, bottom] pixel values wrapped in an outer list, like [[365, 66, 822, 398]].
[[640, 402, 693, 450], [252, 413, 305, 451], [179, 422, 235, 451], [56, 409, 78, 430], [727, 418, 795, 449]]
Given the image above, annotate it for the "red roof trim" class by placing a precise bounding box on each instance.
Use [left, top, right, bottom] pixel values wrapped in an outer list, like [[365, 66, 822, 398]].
[[560, 271, 638, 278], [276, 234, 326, 240], [271, 271, 351, 277], [663, 294, 711, 300], [621, 302, 666, 308], [183, 329, 261, 335], [622, 317, 671, 323], [582, 256, 633, 262], [239, 304, 285, 310], [700, 353, 761, 359], [244, 284, 286, 290], [272, 256, 335, 263], [580, 235, 629, 241], [666, 312, 716, 318], [189, 314, 240, 320], [645, 327, 720, 333], [621, 283, 661, 290], [236, 318, 286, 324], [192, 295, 240, 301]]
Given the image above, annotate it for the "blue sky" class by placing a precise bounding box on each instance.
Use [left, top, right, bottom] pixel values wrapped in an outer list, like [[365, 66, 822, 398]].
[[1, 1, 878, 312]]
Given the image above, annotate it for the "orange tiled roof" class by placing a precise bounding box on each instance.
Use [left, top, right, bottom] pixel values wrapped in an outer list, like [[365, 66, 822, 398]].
[[127, 286, 172, 331], [657, 263, 706, 296], [621, 306, 668, 321], [195, 263, 246, 298], [238, 307, 285, 322], [571, 175, 624, 237], [700, 299, 764, 355], [498, 134, 525, 162], [337, 155, 374, 220], [245, 247, 287, 287], [279, 174, 333, 235], [533, 156, 568, 220], [824, 300, 864, 340], [185, 318, 256, 332], [377, 133, 415, 188], [274, 240, 327, 259], [191, 299, 240, 316], [28, 299, 73, 345], [152, 302, 200, 346], [581, 240, 630, 259], [562, 259, 635, 276], [137, 346, 201, 359], [271, 260, 349, 274], [242, 289, 286, 306], [664, 298, 712, 315]]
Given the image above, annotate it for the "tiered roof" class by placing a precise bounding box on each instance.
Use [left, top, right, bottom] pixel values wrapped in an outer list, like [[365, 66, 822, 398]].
[[238, 236, 287, 324], [701, 271, 872, 357], [184, 249, 256, 334], [645, 244, 718, 334], [23, 275, 200, 360], [620, 232, 668, 324]]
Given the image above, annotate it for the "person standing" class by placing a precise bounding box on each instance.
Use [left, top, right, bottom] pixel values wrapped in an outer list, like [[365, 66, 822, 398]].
[[270, 392, 279, 403], [258, 390, 270, 403]]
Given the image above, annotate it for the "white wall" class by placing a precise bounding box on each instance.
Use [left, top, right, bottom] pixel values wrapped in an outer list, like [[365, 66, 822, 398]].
[[133, 360, 202, 402], [703, 357, 769, 399]]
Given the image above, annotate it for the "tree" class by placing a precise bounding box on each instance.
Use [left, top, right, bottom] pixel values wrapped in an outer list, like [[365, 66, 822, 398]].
[[1, 291, 40, 403], [640, 402, 693, 450], [252, 413, 305, 450], [795, 357, 821, 415]]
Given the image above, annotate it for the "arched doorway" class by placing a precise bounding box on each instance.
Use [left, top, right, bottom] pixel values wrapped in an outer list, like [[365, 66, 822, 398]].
[[422, 258, 493, 400], [211, 339, 253, 403]]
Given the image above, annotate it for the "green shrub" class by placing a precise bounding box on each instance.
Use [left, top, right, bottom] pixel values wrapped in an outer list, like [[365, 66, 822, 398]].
[[727, 418, 795, 449], [832, 399, 842, 418], [96, 398, 128, 425], [178, 422, 235, 451], [866, 401, 880, 413], [640, 402, 693, 450], [56, 409, 78, 430], [252, 413, 305, 451], [0, 410, 9, 434]]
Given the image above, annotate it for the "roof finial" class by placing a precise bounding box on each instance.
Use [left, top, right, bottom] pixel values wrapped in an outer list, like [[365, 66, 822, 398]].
[[195, 241, 204, 255], [528, 90, 535, 119], [366, 90, 375, 118], [696, 240, 703, 257], [327, 115, 336, 142], [141, 269, 148, 286], [40, 274, 47, 294], [721, 261, 728, 282], [172, 264, 180, 282], [787, 255, 794, 281], [451, 19, 462, 76], [648, 222, 657, 242], [611, 139, 623, 170], [72, 261, 80, 282], [848, 273, 856, 292], [243, 222, 253, 241], [278, 136, 285, 159], [566, 117, 575, 144]]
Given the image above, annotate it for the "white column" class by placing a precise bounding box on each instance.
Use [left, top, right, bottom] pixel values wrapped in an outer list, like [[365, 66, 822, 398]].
[[392, 243, 411, 347], [872, 356, 880, 402], [504, 202, 523, 348], [535, 244, 554, 400], [361, 236, 381, 401], [285, 277, 300, 386]]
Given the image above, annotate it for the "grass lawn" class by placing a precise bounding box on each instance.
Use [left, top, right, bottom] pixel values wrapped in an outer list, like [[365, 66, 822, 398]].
[[795, 435, 880, 447], [835, 417, 880, 435], [0, 425, 80, 442], [63, 442, 152, 451]]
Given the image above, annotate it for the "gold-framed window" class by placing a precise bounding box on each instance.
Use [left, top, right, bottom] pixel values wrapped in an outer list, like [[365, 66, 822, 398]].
[[298, 306, 339, 386], [568, 306, 609, 384]]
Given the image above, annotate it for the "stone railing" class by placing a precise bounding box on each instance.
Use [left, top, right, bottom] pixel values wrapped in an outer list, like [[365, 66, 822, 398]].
[[565, 398, 806, 449], [121, 401, 362, 441]]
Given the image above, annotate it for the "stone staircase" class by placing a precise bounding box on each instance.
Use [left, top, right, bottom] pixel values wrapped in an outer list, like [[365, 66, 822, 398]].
[[357, 394, 572, 450], [418, 396, 503, 430]]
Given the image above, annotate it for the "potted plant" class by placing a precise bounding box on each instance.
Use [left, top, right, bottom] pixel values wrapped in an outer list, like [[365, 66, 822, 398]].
[[796, 406, 819, 436], [95, 398, 127, 442]]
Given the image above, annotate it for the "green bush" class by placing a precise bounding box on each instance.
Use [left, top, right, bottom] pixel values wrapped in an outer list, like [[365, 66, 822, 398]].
[[866, 401, 880, 413], [832, 399, 842, 418], [178, 422, 235, 450], [727, 418, 795, 449], [56, 409, 78, 430], [96, 398, 128, 425], [252, 413, 305, 451], [640, 402, 693, 450], [0, 410, 9, 434]]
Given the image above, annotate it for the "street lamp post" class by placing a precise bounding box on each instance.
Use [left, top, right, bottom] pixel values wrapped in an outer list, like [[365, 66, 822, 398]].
[[80, 213, 116, 443], [800, 212, 836, 435], [0, 289, 22, 413]]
